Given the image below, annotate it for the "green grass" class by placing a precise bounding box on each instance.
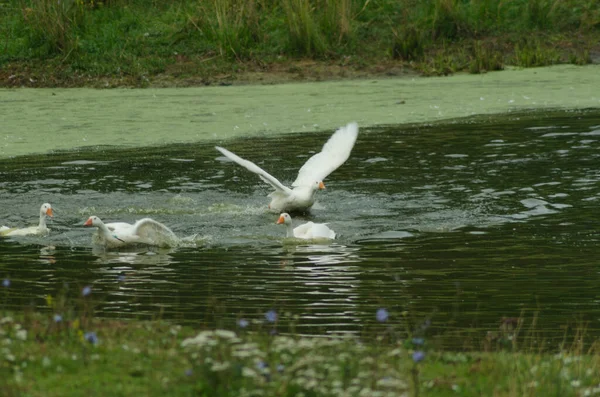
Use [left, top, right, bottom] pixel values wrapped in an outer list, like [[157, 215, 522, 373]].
[[0, 0, 599, 86], [2, 308, 600, 396]]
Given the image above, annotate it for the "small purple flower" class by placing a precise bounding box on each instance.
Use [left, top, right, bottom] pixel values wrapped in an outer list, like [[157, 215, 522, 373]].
[[2, 279, 10, 288], [412, 337, 424, 346], [117, 274, 126, 282], [82, 286, 92, 297], [276, 364, 285, 373], [412, 350, 425, 363], [265, 310, 277, 323], [419, 318, 432, 331], [84, 331, 98, 345], [237, 318, 249, 328], [53, 314, 63, 323], [376, 308, 389, 322], [185, 368, 193, 377], [256, 360, 268, 370]]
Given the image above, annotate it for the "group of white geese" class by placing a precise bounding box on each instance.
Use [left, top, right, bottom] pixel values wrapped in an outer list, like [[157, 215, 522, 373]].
[[0, 122, 359, 248]]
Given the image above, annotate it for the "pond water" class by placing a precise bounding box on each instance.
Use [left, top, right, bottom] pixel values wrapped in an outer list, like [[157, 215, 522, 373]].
[[1, 106, 600, 347], [2, 64, 600, 347]]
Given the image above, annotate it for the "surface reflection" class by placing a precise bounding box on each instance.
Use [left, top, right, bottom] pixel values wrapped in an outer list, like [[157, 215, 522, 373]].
[[1, 110, 600, 343]]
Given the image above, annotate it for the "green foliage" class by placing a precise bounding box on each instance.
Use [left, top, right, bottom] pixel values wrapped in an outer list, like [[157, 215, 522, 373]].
[[2, 308, 600, 396], [187, 0, 263, 60], [469, 40, 504, 74], [513, 39, 561, 67], [1, 0, 599, 84]]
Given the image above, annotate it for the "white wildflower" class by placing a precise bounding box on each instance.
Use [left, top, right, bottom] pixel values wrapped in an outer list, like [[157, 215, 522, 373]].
[[572, 380, 581, 388], [15, 329, 27, 341], [214, 330, 237, 339], [377, 377, 407, 389], [387, 348, 403, 357], [211, 361, 230, 372], [242, 367, 258, 378], [42, 357, 51, 367]]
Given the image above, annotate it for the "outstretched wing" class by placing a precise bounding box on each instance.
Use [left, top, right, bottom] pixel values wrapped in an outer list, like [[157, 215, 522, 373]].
[[0, 226, 16, 236], [292, 122, 359, 187], [216, 146, 293, 195], [132, 218, 179, 246]]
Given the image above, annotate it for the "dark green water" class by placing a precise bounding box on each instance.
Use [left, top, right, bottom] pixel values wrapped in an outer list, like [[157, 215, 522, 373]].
[[1, 109, 600, 346]]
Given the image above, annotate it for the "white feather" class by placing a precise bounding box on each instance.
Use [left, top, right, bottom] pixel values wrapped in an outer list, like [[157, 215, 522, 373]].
[[292, 122, 358, 187], [215, 122, 359, 212]]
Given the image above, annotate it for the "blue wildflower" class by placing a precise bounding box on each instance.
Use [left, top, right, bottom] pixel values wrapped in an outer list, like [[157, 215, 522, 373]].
[[256, 360, 268, 370], [117, 274, 126, 282], [265, 310, 277, 323], [53, 314, 63, 323], [376, 308, 389, 322], [185, 369, 193, 377], [412, 350, 425, 363], [82, 286, 92, 297], [238, 318, 249, 328], [84, 331, 99, 345], [412, 337, 424, 346], [276, 364, 285, 373], [2, 279, 10, 288]]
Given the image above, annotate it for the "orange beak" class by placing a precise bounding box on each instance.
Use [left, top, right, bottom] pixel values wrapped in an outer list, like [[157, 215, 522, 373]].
[[83, 218, 93, 227], [276, 216, 285, 224], [318, 181, 325, 190], [46, 208, 54, 217]]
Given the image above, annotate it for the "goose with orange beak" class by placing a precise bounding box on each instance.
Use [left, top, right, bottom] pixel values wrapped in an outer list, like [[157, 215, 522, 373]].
[[216, 122, 358, 213], [83, 215, 179, 248], [277, 213, 335, 240], [0, 203, 54, 236]]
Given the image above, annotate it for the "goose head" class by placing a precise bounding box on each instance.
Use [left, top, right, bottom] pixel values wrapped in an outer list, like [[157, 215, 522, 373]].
[[277, 213, 293, 225], [40, 203, 54, 218], [314, 181, 326, 191], [83, 216, 103, 227]]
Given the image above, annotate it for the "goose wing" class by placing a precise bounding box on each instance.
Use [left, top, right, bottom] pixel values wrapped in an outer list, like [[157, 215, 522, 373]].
[[292, 122, 359, 187], [216, 146, 293, 195], [132, 218, 178, 244]]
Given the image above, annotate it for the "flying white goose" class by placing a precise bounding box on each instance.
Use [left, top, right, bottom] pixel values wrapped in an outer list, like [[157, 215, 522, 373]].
[[277, 213, 336, 240], [0, 203, 54, 236], [83, 216, 179, 248], [216, 122, 359, 212]]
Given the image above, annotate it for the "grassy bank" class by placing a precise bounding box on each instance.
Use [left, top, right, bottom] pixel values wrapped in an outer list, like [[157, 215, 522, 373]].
[[1, 286, 600, 396], [0, 0, 599, 87]]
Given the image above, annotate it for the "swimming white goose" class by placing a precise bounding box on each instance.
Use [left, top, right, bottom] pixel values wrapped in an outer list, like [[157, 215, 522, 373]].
[[0, 203, 54, 236], [216, 122, 359, 212], [277, 213, 336, 240], [83, 216, 179, 248]]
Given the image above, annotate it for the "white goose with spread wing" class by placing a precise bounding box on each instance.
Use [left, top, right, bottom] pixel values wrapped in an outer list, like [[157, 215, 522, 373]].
[[216, 122, 359, 212], [83, 216, 179, 248]]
